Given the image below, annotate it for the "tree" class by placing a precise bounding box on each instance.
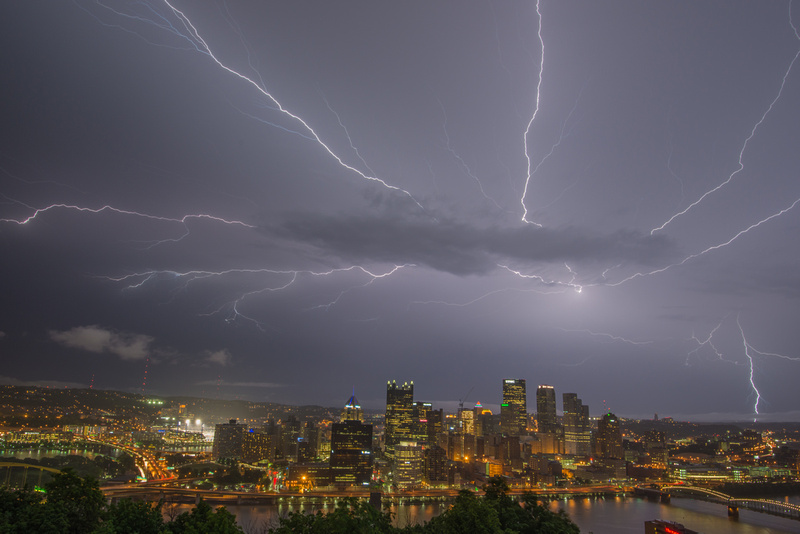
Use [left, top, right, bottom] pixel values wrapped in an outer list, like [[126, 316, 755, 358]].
[[420, 490, 503, 534], [95, 499, 164, 534], [165, 499, 242, 534], [0, 486, 70, 534], [44, 469, 106, 534], [269, 498, 397, 534]]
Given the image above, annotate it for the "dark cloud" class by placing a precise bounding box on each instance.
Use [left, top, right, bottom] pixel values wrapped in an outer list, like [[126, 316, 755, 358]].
[[279, 214, 675, 276]]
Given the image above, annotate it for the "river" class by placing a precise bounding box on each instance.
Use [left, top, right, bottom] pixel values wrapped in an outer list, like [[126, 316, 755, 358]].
[[165, 494, 800, 533]]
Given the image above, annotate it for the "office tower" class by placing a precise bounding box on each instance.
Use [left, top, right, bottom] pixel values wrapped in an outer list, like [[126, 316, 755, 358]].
[[385, 380, 414, 459], [473, 402, 485, 437], [341, 391, 363, 422], [426, 406, 444, 445], [500, 379, 527, 436], [597, 412, 623, 460], [411, 401, 444, 447], [280, 415, 302, 461], [330, 419, 373, 486], [644, 430, 667, 467], [303, 420, 321, 459], [458, 407, 475, 434], [394, 441, 423, 489], [212, 419, 248, 460], [536, 385, 557, 434], [563, 393, 591, 456], [242, 430, 274, 464], [423, 444, 448, 485]]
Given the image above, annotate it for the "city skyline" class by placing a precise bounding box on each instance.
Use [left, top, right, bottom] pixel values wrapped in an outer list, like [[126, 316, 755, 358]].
[[2, 1, 800, 422]]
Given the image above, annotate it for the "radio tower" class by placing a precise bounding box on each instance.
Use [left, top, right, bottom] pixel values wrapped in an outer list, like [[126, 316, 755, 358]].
[[141, 358, 150, 394]]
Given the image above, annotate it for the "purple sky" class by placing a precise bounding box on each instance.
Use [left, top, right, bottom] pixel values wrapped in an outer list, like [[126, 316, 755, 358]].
[[2, 1, 800, 421]]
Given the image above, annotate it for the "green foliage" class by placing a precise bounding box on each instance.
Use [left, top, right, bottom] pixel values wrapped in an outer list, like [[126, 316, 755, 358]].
[[1, 471, 579, 534], [268, 480, 580, 534], [164, 499, 242, 534], [45, 469, 106, 534], [0, 486, 70, 534], [420, 491, 503, 534], [269, 498, 397, 534], [97, 499, 164, 534]]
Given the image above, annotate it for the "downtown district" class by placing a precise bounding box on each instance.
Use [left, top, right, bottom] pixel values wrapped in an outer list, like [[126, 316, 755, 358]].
[[3, 378, 797, 496]]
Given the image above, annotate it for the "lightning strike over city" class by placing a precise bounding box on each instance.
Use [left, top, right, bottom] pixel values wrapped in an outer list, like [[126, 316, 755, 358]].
[[2, 0, 800, 423]]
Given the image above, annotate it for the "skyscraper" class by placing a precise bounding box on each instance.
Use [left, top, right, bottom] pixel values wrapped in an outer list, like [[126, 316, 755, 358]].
[[536, 385, 557, 434], [500, 379, 527, 436], [596, 412, 623, 460], [563, 393, 591, 456], [385, 380, 414, 459], [330, 419, 373, 486], [212, 419, 248, 460], [341, 390, 363, 422]]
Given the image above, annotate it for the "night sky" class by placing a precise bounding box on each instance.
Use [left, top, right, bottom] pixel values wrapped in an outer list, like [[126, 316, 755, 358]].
[[2, 1, 800, 421]]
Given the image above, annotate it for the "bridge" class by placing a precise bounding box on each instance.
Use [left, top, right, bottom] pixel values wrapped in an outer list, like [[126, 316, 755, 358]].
[[635, 484, 800, 521], [0, 462, 61, 489]]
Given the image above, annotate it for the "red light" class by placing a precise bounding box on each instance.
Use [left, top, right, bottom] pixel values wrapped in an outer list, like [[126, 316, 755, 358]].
[[664, 528, 680, 534]]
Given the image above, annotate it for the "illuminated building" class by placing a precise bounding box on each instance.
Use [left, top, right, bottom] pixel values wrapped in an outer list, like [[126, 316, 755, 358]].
[[411, 401, 443, 447], [500, 379, 527, 436], [212, 419, 248, 460], [395, 440, 423, 489], [330, 419, 373, 486], [458, 407, 475, 434], [341, 391, 363, 422], [473, 402, 485, 437], [596, 412, 623, 460], [385, 380, 414, 459], [280, 415, 302, 461], [423, 445, 448, 486], [563, 393, 591, 456], [242, 431, 274, 464], [536, 385, 557, 434]]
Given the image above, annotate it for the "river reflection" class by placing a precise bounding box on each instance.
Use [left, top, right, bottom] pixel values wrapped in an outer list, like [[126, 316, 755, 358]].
[[0, 448, 119, 461], [177, 495, 800, 534]]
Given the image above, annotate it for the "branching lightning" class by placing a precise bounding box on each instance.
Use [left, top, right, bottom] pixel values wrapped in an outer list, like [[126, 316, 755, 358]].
[[519, 0, 545, 226], [651, 11, 800, 235], [438, 99, 508, 212], [149, 0, 424, 209], [0, 197, 253, 236], [556, 328, 653, 346], [498, 264, 583, 293], [736, 314, 762, 422], [603, 195, 800, 287]]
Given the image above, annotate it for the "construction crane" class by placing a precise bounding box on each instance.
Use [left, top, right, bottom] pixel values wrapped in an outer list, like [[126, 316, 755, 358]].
[[458, 386, 475, 412]]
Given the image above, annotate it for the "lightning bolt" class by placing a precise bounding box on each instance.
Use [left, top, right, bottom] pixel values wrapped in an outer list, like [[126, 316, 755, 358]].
[[438, 99, 508, 212], [687, 320, 726, 365], [107, 264, 412, 330], [557, 328, 653, 346], [651, 8, 800, 234], [86, 0, 425, 209], [604, 195, 800, 287], [736, 314, 800, 421], [736, 314, 762, 422], [498, 263, 583, 293], [307, 264, 413, 312], [321, 92, 378, 178], [1, 196, 252, 230], [520, 0, 545, 226], [523, 85, 584, 217]]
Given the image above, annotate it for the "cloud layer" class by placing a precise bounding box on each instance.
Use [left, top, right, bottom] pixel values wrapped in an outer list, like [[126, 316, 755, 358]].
[[49, 325, 153, 361]]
